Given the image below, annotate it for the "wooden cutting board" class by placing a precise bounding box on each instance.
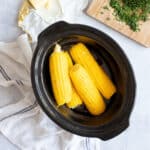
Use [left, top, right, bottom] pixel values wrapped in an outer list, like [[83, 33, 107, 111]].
[[86, 0, 150, 47]]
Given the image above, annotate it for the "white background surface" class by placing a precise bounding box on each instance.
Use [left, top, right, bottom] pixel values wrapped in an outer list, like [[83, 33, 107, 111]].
[[0, 0, 150, 149]]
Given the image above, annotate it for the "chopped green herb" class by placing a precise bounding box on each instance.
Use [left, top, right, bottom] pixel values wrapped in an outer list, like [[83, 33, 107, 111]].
[[109, 0, 150, 31], [103, 6, 109, 10], [106, 17, 110, 20]]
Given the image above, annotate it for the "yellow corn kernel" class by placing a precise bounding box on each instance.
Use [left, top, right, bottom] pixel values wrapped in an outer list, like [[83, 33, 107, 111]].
[[67, 88, 82, 108], [70, 64, 106, 115], [49, 44, 72, 106], [70, 43, 116, 99], [64, 51, 73, 69], [64, 52, 83, 108]]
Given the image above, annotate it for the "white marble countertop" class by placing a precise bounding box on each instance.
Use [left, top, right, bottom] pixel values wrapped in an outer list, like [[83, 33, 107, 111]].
[[0, 0, 150, 150]]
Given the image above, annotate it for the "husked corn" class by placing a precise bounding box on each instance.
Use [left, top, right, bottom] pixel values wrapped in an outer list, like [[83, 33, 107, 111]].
[[70, 43, 116, 99], [70, 64, 106, 115], [67, 88, 83, 108], [64, 51, 73, 69], [64, 52, 83, 108], [49, 44, 72, 106]]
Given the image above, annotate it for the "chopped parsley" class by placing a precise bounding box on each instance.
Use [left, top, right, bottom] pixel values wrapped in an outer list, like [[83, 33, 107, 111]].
[[109, 0, 150, 31], [103, 6, 109, 10]]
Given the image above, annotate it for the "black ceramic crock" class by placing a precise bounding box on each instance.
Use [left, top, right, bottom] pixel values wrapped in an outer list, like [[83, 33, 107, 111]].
[[31, 21, 136, 140]]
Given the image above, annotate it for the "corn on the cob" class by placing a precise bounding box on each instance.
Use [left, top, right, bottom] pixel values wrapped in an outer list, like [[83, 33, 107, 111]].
[[64, 52, 83, 108], [70, 64, 106, 115], [70, 43, 116, 99], [49, 44, 72, 106], [64, 51, 73, 69], [67, 88, 83, 108]]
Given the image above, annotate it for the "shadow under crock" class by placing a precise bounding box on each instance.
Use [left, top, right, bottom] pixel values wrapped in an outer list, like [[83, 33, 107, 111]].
[[31, 21, 136, 140]]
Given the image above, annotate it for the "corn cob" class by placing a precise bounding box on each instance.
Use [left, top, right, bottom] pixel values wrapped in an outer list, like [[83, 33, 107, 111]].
[[49, 44, 72, 106], [70, 43, 116, 99], [64, 51, 73, 69], [67, 88, 83, 108], [64, 52, 83, 108], [70, 64, 106, 115]]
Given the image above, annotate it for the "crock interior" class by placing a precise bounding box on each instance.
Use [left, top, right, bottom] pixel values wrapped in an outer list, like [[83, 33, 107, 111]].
[[41, 35, 125, 127]]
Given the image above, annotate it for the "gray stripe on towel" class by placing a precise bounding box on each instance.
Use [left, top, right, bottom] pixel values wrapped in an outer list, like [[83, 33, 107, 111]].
[[0, 65, 10, 80], [0, 101, 37, 122], [0, 65, 24, 86]]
